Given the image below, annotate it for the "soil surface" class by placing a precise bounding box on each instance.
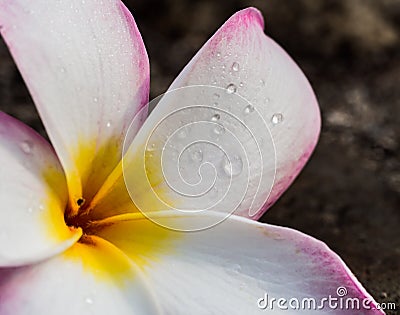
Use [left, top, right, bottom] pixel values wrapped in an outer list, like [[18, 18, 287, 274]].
[[0, 0, 399, 313]]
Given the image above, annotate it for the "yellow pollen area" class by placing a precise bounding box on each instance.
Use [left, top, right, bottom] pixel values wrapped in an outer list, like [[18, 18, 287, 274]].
[[93, 213, 178, 270], [62, 235, 133, 285], [43, 138, 179, 283], [82, 140, 177, 221], [41, 166, 81, 242], [65, 137, 122, 217]]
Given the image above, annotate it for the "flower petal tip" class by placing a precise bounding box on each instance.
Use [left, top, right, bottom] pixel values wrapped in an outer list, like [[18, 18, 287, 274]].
[[295, 233, 385, 314], [232, 7, 265, 30]]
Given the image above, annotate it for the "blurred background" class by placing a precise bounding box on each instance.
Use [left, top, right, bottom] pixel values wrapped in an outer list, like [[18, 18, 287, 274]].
[[0, 0, 399, 312]]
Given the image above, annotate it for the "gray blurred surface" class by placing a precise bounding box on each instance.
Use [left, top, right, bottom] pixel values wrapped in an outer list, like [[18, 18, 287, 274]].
[[0, 0, 399, 313]]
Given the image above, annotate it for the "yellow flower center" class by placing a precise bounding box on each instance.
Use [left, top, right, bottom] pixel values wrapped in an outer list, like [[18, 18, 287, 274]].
[[42, 144, 178, 283]]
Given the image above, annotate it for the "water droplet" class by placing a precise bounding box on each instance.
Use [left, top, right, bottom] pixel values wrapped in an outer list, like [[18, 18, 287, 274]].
[[146, 143, 156, 152], [226, 84, 237, 94], [20, 140, 33, 154], [231, 62, 240, 72], [271, 113, 284, 125], [216, 52, 221, 57], [212, 102, 218, 107], [85, 297, 94, 305], [191, 149, 203, 162], [260, 79, 266, 86], [211, 114, 220, 122], [223, 155, 243, 176], [213, 124, 225, 135], [243, 105, 255, 115], [93, 97, 98, 103], [239, 82, 244, 87], [213, 93, 220, 99], [77, 198, 85, 207], [106, 120, 112, 128]]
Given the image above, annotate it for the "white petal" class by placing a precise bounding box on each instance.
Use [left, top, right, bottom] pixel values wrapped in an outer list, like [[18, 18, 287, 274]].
[[0, 113, 81, 267], [0, 0, 149, 210], [117, 7, 321, 220], [0, 237, 161, 315], [97, 211, 384, 315]]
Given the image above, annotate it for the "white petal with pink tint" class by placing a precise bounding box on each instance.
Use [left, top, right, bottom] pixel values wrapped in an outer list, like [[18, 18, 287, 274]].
[[0, 237, 161, 315], [120, 8, 320, 220], [0, 0, 149, 206], [0, 113, 81, 267], [98, 211, 384, 315]]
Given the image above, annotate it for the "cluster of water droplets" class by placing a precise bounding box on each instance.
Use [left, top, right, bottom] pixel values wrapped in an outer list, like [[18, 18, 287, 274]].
[[122, 68, 279, 229], [210, 58, 284, 127]]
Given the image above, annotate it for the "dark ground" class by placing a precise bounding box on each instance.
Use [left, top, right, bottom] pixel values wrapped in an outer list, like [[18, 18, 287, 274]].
[[0, 0, 399, 313]]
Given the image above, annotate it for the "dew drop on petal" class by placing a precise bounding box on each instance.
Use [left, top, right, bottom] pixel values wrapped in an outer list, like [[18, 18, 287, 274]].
[[211, 114, 220, 122], [226, 84, 237, 94], [213, 124, 225, 135], [20, 140, 33, 154], [223, 155, 243, 176], [243, 105, 255, 115], [106, 120, 112, 128], [271, 113, 284, 125], [76, 198, 85, 207], [231, 62, 240, 72], [146, 143, 156, 152], [85, 297, 94, 305], [93, 97, 98, 103]]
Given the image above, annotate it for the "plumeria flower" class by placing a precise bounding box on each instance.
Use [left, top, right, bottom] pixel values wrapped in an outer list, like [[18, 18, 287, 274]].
[[0, 1, 384, 314]]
